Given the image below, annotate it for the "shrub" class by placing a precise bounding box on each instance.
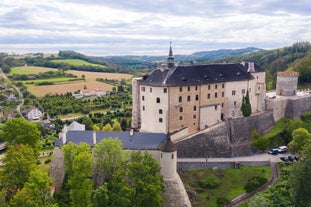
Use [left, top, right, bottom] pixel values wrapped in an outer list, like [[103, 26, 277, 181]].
[[199, 175, 221, 189], [245, 176, 268, 193], [44, 158, 51, 164], [217, 196, 230, 206]]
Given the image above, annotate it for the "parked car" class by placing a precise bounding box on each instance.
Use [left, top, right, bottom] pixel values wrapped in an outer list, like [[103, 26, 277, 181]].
[[268, 148, 279, 155], [288, 156, 295, 162], [280, 157, 289, 162], [278, 146, 288, 153]]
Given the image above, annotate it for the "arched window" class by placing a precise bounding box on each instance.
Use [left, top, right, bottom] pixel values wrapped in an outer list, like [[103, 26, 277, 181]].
[[156, 97, 160, 103], [179, 107, 183, 112], [179, 96, 182, 102], [193, 106, 197, 111], [187, 95, 191, 102]]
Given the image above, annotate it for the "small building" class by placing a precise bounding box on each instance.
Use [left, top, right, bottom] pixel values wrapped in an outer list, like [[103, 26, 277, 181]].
[[42, 120, 55, 130], [26, 107, 43, 121], [74, 88, 107, 99]]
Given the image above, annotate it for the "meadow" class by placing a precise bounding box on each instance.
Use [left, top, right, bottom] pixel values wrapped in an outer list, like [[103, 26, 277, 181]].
[[50, 59, 107, 68], [10, 66, 132, 97]]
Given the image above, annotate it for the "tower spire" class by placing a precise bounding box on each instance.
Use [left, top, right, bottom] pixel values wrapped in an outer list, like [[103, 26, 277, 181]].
[[167, 41, 175, 69]]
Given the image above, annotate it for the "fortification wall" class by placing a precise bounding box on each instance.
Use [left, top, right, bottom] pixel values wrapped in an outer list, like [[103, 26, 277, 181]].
[[285, 96, 311, 118], [176, 112, 275, 158]]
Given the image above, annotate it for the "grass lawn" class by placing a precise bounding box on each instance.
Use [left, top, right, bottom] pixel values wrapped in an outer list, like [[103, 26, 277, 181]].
[[50, 59, 107, 68], [262, 118, 288, 139], [23, 77, 81, 84], [179, 165, 271, 207]]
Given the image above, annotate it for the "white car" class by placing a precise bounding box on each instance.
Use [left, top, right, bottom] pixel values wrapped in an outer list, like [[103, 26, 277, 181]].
[[278, 146, 288, 153]]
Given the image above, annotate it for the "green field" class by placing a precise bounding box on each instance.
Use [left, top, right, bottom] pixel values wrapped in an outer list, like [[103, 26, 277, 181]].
[[180, 165, 271, 207], [10, 66, 56, 75], [23, 77, 81, 84], [50, 59, 107, 68]]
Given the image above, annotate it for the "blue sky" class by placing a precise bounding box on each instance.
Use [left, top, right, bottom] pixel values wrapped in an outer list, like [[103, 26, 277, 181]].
[[0, 0, 310, 56]]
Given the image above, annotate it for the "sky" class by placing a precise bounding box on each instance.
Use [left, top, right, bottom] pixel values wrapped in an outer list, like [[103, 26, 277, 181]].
[[0, 0, 310, 56]]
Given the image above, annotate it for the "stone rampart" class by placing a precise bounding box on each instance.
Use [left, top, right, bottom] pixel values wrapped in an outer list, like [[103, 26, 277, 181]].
[[176, 112, 275, 158], [285, 96, 311, 118]]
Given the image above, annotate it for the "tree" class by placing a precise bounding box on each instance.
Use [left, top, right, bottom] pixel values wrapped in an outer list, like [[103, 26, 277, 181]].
[[108, 151, 164, 207], [289, 154, 311, 207], [241, 91, 252, 117], [81, 74, 86, 82], [102, 123, 112, 131], [120, 118, 128, 131], [112, 122, 122, 131], [68, 151, 93, 207], [93, 138, 123, 187], [10, 169, 56, 207], [1, 117, 40, 150], [1, 144, 37, 191], [92, 183, 109, 207], [288, 128, 311, 154]]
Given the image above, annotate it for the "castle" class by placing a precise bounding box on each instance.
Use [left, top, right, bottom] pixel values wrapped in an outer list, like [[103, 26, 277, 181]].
[[132, 43, 266, 138]]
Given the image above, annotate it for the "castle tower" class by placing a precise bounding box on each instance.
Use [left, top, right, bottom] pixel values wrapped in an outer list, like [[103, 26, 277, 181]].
[[160, 135, 177, 179], [276, 71, 299, 96], [167, 42, 175, 69]]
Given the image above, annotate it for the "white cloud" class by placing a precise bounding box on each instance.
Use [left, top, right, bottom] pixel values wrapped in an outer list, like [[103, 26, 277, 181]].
[[0, 0, 310, 55]]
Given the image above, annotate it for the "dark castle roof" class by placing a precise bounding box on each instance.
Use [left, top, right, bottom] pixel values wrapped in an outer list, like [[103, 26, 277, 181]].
[[162, 138, 177, 152], [142, 62, 264, 86], [55, 130, 167, 150]]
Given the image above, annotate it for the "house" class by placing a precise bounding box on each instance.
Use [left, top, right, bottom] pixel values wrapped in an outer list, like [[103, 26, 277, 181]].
[[42, 120, 55, 130], [131, 43, 266, 137], [73, 88, 107, 99], [7, 93, 17, 101], [26, 107, 43, 121]]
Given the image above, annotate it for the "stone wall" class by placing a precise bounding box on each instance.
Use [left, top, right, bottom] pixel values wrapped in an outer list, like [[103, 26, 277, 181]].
[[176, 112, 275, 158], [285, 96, 311, 118]]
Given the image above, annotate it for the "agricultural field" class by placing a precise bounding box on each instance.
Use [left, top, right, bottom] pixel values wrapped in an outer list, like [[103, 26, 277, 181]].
[[10, 66, 132, 97], [50, 59, 107, 68]]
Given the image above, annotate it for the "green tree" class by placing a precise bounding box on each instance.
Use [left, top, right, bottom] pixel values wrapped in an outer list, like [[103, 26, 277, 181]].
[[241, 90, 252, 117], [247, 193, 270, 207], [289, 154, 311, 207], [93, 138, 123, 187], [1, 117, 40, 150], [62, 142, 91, 175], [109, 151, 164, 207], [92, 183, 109, 207], [102, 123, 112, 131], [68, 151, 93, 207], [10, 169, 56, 207], [289, 128, 311, 154], [93, 124, 100, 131], [112, 122, 122, 131], [1, 144, 37, 191], [120, 118, 128, 131]]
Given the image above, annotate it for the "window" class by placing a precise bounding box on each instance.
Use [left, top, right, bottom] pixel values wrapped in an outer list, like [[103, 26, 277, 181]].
[[232, 90, 236, 96], [222, 83, 225, 88], [193, 114, 196, 119], [195, 95, 199, 101], [141, 87, 145, 92], [187, 95, 191, 102], [142, 96, 144, 101], [193, 106, 197, 111], [234, 101, 237, 106], [179, 87, 182, 92], [222, 103, 224, 108], [142, 106, 145, 111], [215, 105, 218, 110], [179, 96, 182, 102], [156, 97, 160, 103], [179, 116, 183, 120], [163, 88, 167, 93], [208, 85, 211, 90], [179, 107, 183, 112], [159, 109, 163, 114], [207, 93, 210, 99], [159, 118, 163, 123], [195, 85, 198, 91], [222, 92, 224, 97], [215, 93, 218, 98], [242, 89, 245, 94], [188, 86, 190, 91], [171, 153, 174, 159], [150, 87, 152, 93], [215, 84, 218, 89]]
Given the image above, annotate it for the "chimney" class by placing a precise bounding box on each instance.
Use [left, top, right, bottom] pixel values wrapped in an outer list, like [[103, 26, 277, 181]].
[[247, 62, 255, 72], [130, 128, 134, 136], [93, 131, 97, 145]]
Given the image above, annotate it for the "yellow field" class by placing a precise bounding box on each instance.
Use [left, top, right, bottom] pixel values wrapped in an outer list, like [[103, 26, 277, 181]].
[[12, 66, 132, 97]]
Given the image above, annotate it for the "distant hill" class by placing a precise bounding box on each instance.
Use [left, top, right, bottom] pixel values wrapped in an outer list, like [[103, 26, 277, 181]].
[[98, 47, 263, 67]]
